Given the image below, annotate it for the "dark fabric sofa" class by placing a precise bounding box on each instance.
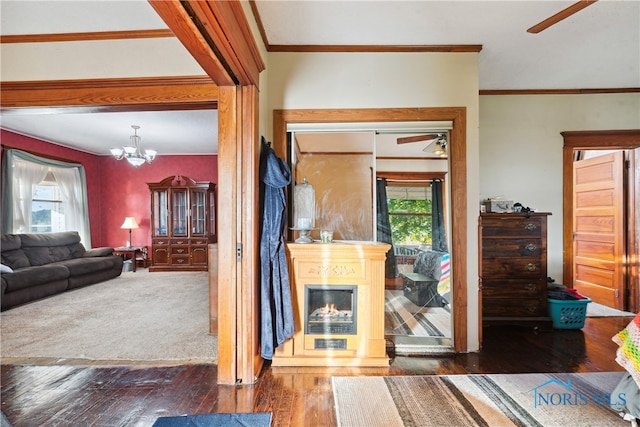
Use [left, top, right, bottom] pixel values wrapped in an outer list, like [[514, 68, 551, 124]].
[[0, 231, 123, 311]]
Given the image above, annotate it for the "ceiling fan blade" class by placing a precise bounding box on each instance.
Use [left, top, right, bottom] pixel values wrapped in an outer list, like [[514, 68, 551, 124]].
[[527, 0, 598, 34], [397, 134, 440, 144]]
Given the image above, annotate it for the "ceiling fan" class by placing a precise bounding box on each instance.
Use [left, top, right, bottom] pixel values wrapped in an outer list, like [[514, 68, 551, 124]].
[[396, 133, 447, 156], [527, 0, 598, 34]]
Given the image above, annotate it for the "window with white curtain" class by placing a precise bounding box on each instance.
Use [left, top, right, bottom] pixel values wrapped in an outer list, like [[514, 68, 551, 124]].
[[1, 149, 92, 248]]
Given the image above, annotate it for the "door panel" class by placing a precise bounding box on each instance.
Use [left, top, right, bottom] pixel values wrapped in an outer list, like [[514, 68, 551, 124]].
[[573, 152, 625, 309]]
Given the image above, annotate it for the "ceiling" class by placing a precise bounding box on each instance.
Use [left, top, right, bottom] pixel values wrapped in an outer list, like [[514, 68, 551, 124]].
[[1, 1, 638, 156]]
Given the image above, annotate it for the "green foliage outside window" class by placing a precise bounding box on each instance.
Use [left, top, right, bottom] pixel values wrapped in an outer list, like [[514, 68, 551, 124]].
[[387, 198, 432, 246]]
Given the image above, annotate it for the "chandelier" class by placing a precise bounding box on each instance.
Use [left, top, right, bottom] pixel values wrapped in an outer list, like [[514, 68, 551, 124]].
[[110, 125, 157, 167]]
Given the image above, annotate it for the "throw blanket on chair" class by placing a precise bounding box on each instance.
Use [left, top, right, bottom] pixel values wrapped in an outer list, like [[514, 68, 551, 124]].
[[412, 250, 451, 300], [612, 313, 640, 421]]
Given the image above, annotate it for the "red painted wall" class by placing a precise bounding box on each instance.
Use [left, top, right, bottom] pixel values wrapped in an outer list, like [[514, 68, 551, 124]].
[[1, 130, 218, 249]]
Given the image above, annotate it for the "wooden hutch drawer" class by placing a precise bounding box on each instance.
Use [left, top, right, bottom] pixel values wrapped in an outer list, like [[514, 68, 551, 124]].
[[481, 238, 543, 258], [171, 245, 190, 256], [170, 255, 191, 266], [481, 216, 543, 238], [152, 238, 170, 246]]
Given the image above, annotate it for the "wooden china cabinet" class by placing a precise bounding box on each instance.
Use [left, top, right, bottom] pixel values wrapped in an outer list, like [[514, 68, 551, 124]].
[[148, 175, 216, 272]]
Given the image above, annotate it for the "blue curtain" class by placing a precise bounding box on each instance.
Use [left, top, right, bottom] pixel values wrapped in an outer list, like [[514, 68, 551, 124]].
[[431, 179, 448, 252], [376, 178, 398, 278]]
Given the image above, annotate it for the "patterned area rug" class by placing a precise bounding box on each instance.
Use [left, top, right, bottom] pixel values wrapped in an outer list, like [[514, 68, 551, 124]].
[[333, 372, 629, 426], [385, 290, 451, 338]]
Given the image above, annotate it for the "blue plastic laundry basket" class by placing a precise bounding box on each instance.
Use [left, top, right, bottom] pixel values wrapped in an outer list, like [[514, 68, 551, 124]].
[[547, 297, 591, 329]]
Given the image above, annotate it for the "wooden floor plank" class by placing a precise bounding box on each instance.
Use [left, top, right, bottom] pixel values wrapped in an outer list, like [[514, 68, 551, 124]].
[[1, 317, 632, 426]]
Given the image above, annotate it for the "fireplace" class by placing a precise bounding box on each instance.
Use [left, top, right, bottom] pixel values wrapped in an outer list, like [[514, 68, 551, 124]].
[[272, 241, 391, 367], [305, 285, 357, 335]]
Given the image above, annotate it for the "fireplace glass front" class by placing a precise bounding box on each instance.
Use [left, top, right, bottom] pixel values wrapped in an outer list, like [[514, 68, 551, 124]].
[[305, 285, 357, 335]]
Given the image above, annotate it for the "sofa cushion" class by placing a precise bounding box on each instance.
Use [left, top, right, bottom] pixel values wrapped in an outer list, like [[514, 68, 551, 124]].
[[68, 243, 87, 258], [19, 231, 81, 247], [1, 234, 22, 251], [23, 247, 55, 266], [56, 256, 120, 276], [84, 247, 114, 257], [50, 245, 73, 262], [1, 264, 69, 292], [1, 249, 30, 270]]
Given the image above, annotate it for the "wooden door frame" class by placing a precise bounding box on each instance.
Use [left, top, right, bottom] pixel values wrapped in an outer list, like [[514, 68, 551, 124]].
[[561, 129, 640, 312], [274, 107, 469, 352]]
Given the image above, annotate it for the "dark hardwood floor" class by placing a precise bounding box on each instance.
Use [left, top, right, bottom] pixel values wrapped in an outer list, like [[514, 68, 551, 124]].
[[1, 316, 632, 427]]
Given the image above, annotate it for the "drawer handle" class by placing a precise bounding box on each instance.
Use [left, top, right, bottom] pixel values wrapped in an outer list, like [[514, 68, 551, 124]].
[[526, 263, 537, 272], [525, 243, 537, 252], [176, 249, 185, 254], [176, 259, 185, 263], [524, 283, 537, 291], [525, 305, 537, 313], [525, 223, 537, 231], [176, 241, 185, 244]]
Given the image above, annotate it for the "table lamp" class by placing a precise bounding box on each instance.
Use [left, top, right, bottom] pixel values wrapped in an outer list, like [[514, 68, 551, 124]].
[[121, 217, 139, 247]]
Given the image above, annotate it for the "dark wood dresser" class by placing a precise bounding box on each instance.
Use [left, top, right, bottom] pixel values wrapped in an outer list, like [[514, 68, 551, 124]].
[[479, 212, 552, 326]]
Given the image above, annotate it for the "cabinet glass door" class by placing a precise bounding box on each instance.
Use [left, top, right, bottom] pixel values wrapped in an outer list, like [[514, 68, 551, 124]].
[[153, 190, 168, 236], [172, 189, 188, 236], [191, 189, 207, 236]]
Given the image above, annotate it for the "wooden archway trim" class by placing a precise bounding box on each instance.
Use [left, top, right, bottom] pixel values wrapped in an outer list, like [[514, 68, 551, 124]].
[[274, 107, 469, 352]]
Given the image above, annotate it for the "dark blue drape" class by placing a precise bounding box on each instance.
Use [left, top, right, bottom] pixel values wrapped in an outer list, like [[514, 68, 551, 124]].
[[376, 178, 398, 278], [431, 179, 448, 252], [259, 144, 294, 360]]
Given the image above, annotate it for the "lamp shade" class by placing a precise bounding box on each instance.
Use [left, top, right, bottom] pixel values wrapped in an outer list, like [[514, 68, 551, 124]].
[[121, 217, 139, 229]]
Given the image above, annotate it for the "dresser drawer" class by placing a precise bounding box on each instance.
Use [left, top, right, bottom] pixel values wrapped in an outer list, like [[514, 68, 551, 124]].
[[482, 238, 543, 258], [482, 257, 544, 278], [481, 216, 543, 238], [482, 279, 547, 298], [483, 298, 547, 317]]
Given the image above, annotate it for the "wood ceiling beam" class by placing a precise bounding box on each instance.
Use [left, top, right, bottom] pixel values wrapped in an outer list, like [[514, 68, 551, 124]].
[[0, 76, 218, 112], [527, 0, 598, 34], [150, 0, 264, 87]]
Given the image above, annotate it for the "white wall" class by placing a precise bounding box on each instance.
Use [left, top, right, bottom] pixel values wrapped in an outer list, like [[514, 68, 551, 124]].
[[479, 93, 640, 281], [265, 51, 481, 351], [1, 39, 204, 80]]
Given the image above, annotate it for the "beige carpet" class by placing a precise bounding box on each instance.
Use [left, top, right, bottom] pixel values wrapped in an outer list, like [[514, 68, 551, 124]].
[[1, 270, 217, 365], [333, 372, 628, 426]]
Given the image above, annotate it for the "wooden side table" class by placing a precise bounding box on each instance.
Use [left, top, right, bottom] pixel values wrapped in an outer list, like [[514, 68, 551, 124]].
[[113, 246, 147, 272]]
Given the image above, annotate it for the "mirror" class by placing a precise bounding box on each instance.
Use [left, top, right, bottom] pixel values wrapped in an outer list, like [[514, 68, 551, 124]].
[[293, 132, 375, 241]]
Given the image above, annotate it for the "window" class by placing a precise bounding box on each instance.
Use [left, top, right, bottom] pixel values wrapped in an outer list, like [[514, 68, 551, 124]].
[[387, 185, 432, 249], [31, 172, 65, 233], [2, 149, 91, 247]]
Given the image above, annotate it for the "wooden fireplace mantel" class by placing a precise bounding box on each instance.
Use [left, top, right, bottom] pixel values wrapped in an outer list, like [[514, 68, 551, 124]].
[[272, 241, 391, 367]]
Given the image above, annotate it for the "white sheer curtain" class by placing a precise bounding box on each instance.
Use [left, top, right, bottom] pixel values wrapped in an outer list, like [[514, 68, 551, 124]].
[[51, 166, 89, 245], [2, 149, 92, 247], [11, 159, 48, 233]]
